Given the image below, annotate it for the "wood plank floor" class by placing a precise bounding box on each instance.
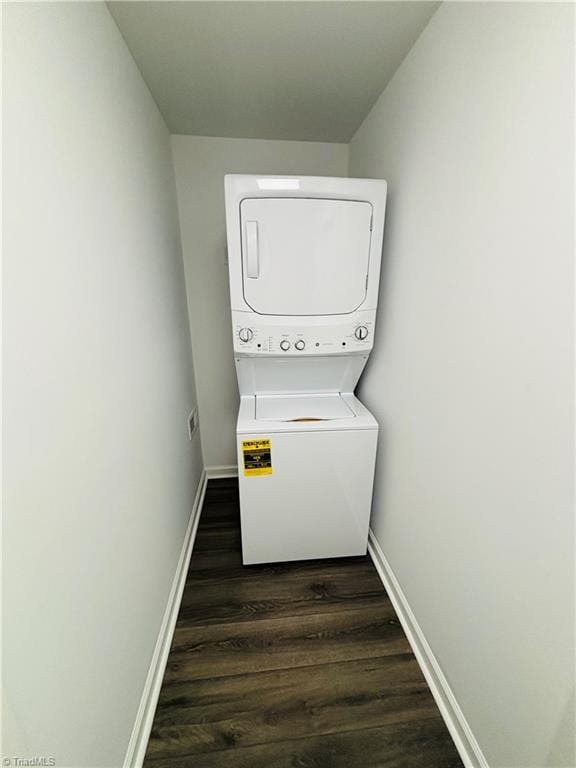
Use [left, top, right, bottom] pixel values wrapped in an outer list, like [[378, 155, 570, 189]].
[[144, 478, 463, 768]]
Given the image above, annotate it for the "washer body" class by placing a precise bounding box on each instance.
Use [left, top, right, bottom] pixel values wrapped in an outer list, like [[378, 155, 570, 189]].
[[237, 393, 378, 564]]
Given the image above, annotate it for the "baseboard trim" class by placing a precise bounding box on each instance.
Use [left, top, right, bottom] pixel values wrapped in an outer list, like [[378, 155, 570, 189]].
[[205, 465, 238, 479], [123, 470, 208, 768], [368, 530, 489, 768]]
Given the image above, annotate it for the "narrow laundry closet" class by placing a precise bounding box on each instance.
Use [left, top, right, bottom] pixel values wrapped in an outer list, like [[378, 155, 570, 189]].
[[3, 3, 574, 768]]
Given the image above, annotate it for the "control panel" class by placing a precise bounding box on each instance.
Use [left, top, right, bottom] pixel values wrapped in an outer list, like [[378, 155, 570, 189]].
[[232, 318, 375, 355]]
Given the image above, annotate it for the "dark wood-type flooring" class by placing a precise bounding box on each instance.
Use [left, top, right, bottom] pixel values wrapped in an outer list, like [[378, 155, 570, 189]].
[[144, 478, 463, 768]]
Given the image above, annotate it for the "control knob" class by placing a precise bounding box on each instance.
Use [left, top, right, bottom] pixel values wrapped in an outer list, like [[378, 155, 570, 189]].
[[238, 328, 253, 343], [279, 340, 291, 351], [355, 326, 369, 341], [294, 339, 306, 351]]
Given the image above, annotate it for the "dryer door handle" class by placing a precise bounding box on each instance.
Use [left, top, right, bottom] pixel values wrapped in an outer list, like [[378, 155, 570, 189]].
[[245, 221, 260, 279]]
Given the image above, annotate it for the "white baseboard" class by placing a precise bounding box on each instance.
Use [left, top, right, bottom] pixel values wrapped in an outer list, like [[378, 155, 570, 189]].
[[205, 465, 238, 479], [368, 530, 489, 768], [123, 470, 208, 768]]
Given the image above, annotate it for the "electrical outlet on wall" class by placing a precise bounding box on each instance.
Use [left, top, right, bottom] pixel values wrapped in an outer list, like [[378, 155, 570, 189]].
[[187, 408, 198, 440]]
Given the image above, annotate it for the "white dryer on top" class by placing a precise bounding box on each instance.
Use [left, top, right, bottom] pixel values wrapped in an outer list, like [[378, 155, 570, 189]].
[[225, 174, 386, 359]]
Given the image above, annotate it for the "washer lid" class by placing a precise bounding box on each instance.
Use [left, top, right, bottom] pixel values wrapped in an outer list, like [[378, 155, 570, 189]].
[[255, 393, 355, 422], [240, 197, 372, 316]]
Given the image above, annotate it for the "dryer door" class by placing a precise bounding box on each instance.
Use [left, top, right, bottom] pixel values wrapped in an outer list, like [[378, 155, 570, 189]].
[[240, 198, 372, 316]]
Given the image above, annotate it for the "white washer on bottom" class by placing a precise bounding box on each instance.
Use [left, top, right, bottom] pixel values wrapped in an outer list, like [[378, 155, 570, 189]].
[[236, 392, 378, 565]]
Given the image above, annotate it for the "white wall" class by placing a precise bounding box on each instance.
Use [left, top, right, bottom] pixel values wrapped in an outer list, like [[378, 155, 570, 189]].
[[171, 135, 348, 471], [3, 4, 202, 766], [349, 3, 574, 767]]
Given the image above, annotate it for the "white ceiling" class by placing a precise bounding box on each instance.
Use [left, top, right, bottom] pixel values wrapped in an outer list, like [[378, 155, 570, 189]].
[[109, 1, 440, 143]]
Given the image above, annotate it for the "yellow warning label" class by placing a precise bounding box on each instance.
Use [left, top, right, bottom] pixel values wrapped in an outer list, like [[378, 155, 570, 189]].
[[242, 438, 272, 476]]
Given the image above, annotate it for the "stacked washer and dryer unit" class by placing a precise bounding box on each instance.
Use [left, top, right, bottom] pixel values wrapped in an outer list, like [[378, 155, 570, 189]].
[[225, 175, 387, 565]]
